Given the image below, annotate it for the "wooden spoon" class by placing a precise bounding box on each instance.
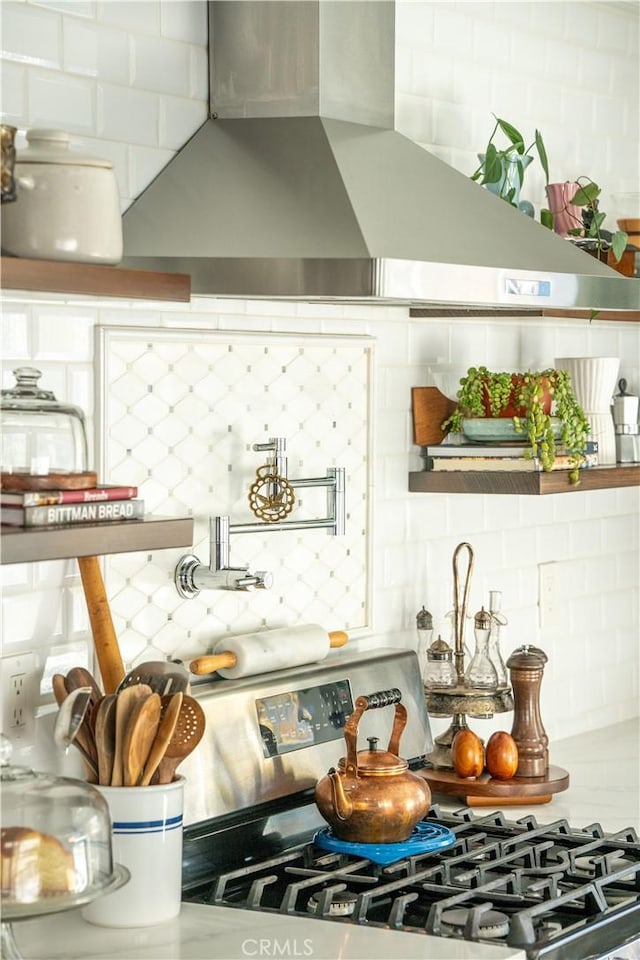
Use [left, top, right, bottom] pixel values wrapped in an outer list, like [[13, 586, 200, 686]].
[[94, 694, 117, 786], [139, 693, 183, 787], [122, 693, 162, 787], [111, 684, 153, 786], [155, 695, 206, 784]]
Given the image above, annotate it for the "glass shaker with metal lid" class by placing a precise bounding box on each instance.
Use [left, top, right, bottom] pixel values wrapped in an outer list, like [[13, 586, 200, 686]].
[[1, 367, 88, 477], [423, 635, 456, 688]]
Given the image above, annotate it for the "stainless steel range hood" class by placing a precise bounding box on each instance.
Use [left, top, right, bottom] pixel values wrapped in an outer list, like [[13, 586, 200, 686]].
[[122, 1, 638, 311]]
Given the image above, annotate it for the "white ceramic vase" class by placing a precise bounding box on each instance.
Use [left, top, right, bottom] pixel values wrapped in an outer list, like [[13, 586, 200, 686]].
[[555, 356, 620, 465]]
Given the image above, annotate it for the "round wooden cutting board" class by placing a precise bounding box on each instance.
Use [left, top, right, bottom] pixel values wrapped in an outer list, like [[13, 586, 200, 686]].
[[1, 471, 98, 491]]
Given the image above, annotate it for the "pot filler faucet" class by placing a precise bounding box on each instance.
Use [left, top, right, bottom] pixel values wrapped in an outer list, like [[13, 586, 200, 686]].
[[174, 438, 346, 599]]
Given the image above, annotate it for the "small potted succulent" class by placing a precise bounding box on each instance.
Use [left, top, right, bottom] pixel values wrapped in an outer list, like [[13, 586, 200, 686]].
[[442, 366, 590, 484]]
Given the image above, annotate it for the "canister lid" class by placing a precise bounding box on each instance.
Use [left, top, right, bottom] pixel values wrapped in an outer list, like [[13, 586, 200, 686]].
[[474, 606, 492, 629], [1, 368, 86, 421], [416, 606, 433, 629], [426, 636, 453, 661], [16, 129, 113, 168]]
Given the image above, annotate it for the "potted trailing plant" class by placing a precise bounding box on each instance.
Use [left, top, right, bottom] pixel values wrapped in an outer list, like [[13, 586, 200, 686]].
[[471, 115, 552, 224], [442, 366, 590, 484], [566, 178, 628, 263]]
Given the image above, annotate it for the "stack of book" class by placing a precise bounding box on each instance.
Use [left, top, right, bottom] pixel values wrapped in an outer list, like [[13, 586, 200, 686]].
[[0, 483, 144, 527], [424, 440, 599, 473]]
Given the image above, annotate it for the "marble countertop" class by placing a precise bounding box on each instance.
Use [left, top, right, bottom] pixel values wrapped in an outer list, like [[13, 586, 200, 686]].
[[11, 718, 640, 960]]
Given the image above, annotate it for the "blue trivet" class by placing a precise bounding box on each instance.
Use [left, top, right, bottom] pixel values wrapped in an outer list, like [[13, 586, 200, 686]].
[[313, 821, 455, 866]]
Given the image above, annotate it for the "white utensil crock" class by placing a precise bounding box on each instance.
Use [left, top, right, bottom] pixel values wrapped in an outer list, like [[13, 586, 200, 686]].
[[81, 777, 184, 928], [555, 357, 620, 465], [1, 129, 123, 265]]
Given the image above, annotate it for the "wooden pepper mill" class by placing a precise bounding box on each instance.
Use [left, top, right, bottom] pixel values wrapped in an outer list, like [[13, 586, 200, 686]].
[[506, 644, 549, 777]]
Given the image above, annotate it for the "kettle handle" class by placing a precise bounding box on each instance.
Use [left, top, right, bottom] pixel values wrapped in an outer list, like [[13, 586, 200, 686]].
[[344, 688, 407, 776]]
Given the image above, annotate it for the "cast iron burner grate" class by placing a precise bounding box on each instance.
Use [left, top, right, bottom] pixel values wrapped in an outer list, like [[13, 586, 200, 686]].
[[183, 805, 640, 960]]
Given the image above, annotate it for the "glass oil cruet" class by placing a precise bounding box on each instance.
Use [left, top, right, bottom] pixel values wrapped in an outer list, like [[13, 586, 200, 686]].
[[415, 606, 433, 681], [465, 606, 498, 689], [488, 589, 508, 686]]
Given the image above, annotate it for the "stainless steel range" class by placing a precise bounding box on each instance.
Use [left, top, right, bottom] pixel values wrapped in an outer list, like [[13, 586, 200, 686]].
[[180, 648, 640, 960]]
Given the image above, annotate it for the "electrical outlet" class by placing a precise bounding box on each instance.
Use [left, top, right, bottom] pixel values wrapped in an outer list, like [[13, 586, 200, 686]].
[[1, 653, 37, 743], [538, 562, 560, 629]]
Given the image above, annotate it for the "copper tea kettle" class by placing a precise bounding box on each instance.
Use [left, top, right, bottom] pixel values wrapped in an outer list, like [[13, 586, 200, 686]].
[[314, 688, 431, 844]]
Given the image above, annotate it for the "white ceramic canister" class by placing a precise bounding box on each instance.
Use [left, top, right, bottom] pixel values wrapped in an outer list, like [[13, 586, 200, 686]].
[[81, 777, 184, 928], [1, 129, 123, 265]]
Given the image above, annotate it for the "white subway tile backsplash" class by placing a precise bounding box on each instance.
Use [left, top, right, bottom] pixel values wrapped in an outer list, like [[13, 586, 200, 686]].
[[28, 67, 94, 131], [33, 1, 95, 17], [97, 1, 160, 37], [32, 305, 94, 361], [1, 0, 638, 759], [189, 42, 208, 101], [132, 33, 190, 96], [129, 143, 173, 198], [161, 0, 207, 46], [1, 2, 61, 69], [433, 6, 474, 58], [0, 59, 26, 123], [98, 82, 158, 145], [63, 18, 129, 84], [159, 94, 206, 150]]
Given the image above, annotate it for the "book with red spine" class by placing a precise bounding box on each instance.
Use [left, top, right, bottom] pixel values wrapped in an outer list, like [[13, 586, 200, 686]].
[[0, 484, 138, 507], [0, 498, 145, 527]]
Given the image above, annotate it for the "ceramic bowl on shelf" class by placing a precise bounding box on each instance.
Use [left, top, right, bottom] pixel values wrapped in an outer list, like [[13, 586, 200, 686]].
[[461, 417, 563, 443]]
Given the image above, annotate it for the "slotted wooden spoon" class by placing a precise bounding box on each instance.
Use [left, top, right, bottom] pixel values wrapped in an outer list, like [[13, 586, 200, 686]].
[[155, 695, 205, 784]]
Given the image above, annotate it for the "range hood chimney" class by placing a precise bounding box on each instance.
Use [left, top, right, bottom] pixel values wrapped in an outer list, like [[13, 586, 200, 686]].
[[122, 1, 638, 311]]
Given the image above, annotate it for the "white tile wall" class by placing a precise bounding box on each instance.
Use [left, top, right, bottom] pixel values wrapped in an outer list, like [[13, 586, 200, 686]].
[[1, 0, 638, 771]]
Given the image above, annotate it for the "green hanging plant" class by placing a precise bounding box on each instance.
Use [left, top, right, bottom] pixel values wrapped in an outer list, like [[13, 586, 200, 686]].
[[568, 178, 629, 263], [442, 366, 590, 484]]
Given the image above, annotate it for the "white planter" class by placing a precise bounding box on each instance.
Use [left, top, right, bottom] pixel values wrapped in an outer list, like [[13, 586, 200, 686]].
[[555, 357, 620, 414], [1, 129, 122, 265], [555, 356, 620, 465]]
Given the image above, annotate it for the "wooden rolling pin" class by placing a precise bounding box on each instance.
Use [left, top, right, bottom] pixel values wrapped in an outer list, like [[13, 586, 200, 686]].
[[77, 556, 125, 694], [189, 624, 348, 678]]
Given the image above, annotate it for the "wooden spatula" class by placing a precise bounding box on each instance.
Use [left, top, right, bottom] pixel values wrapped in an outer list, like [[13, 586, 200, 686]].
[[122, 692, 162, 786], [111, 684, 153, 786], [139, 693, 183, 787]]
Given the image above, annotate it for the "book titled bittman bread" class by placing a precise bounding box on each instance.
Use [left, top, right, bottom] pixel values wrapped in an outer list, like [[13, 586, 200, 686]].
[[0, 498, 145, 527]]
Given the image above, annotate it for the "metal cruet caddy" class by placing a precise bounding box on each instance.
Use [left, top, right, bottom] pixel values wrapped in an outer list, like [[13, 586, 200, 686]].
[[424, 542, 514, 769]]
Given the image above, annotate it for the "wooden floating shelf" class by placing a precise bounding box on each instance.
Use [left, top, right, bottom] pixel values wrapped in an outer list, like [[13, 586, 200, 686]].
[[0, 256, 191, 302], [409, 464, 640, 495], [0, 515, 194, 564], [410, 308, 640, 322]]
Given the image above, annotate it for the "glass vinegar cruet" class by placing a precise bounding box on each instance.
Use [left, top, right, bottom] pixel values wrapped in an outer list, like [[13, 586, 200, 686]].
[[487, 590, 508, 687], [465, 606, 498, 689]]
